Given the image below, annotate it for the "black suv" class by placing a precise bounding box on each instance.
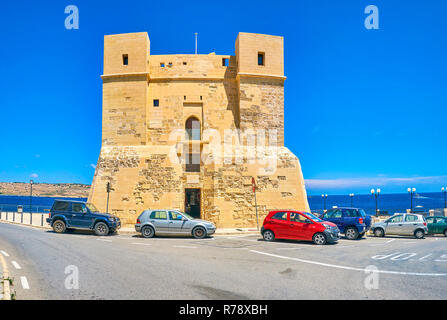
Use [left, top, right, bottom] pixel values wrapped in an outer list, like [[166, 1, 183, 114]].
[[47, 200, 121, 236]]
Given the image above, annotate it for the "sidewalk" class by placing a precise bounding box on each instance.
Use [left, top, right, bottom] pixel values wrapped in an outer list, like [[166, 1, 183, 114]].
[[0, 252, 10, 300]]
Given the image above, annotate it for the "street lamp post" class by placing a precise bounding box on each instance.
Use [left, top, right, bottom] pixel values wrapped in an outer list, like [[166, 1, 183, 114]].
[[321, 194, 328, 212], [30, 180, 34, 224], [408, 187, 416, 212], [349, 193, 354, 207], [371, 188, 381, 216], [442, 187, 446, 209]]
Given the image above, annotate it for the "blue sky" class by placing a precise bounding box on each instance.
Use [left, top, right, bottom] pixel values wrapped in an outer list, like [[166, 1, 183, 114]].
[[0, 0, 446, 195]]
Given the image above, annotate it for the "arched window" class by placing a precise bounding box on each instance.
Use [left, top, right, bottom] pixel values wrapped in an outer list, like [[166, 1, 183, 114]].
[[185, 117, 201, 141]]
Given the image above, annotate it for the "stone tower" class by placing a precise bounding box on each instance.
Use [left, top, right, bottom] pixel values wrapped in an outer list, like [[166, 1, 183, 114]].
[[88, 31, 310, 227]]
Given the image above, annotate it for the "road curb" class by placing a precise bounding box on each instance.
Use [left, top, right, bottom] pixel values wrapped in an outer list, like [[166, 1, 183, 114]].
[[0, 254, 11, 300], [0, 219, 50, 230]]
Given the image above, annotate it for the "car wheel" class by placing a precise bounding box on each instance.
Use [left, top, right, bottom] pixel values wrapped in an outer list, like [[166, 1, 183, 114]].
[[94, 222, 109, 236], [345, 227, 359, 240], [53, 220, 66, 234], [192, 227, 207, 239], [313, 232, 327, 245], [262, 230, 275, 242], [141, 226, 155, 238], [414, 229, 425, 239], [374, 228, 384, 237]]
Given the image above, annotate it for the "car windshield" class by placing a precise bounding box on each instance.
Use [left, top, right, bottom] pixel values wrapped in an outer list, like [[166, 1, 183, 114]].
[[305, 212, 323, 222], [86, 203, 99, 212]]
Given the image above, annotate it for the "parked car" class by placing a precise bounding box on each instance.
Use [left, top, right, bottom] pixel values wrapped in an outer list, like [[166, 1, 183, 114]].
[[320, 207, 371, 240], [261, 210, 340, 245], [371, 213, 428, 239], [46, 200, 121, 236], [135, 210, 216, 239], [426, 216, 447, 236]]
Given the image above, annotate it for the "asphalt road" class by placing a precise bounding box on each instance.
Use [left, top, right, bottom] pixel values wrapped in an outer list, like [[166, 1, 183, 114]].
[[0, 221, 446, 300]]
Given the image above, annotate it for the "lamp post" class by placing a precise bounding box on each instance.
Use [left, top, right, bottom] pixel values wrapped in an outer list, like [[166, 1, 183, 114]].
[[30, 180, 34, 224], [441, 187, 446, 209], [408, 187, 416, 212], [371, 188, 381, 216], [349, 193, 354, 207], [321, 194, 328, 212]]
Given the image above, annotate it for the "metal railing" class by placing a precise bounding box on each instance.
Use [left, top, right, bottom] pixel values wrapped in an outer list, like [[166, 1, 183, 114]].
[[0, 204, 51, 213]]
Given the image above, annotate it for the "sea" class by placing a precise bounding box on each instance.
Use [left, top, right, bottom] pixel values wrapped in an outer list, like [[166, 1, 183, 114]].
[[0, 193, 445, 216]]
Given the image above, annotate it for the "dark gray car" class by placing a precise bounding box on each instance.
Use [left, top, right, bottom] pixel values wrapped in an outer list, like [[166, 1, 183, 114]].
[[135, 210, 216, 239]]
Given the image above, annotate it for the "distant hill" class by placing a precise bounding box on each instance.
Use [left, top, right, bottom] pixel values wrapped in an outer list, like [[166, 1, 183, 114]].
[[0, 182, 90, 198]]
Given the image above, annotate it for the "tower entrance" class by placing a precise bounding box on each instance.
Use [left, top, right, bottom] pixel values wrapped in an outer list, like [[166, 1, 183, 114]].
[[185, 188, 201, 219]]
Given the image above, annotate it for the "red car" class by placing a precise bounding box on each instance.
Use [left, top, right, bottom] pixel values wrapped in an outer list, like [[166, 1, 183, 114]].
[[261, 210, 340, 245]]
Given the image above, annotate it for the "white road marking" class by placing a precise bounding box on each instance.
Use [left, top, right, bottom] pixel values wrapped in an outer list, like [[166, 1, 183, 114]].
[[96, 238, 112, 242], [418, 254, 433, 261], [435, 254, 447, 262], [11, 261, 21, 269], [250, 250, 447, 277], [131, 242, 152, 246], [173, 245, 197, 249], [0, 250, 9, 257], [20, 276, 30, 289], [390, 253, 417, 261], [369, 239, 396, 247]]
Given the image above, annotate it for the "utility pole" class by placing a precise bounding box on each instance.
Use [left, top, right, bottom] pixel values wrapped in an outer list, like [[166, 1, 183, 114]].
[[106, 182, 111, 214], [252, 177, 259, 230]]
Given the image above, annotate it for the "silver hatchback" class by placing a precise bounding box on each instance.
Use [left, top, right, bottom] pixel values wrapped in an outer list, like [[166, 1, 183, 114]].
[[135, 209, 216, 239], [372, 213, 428, 239]]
